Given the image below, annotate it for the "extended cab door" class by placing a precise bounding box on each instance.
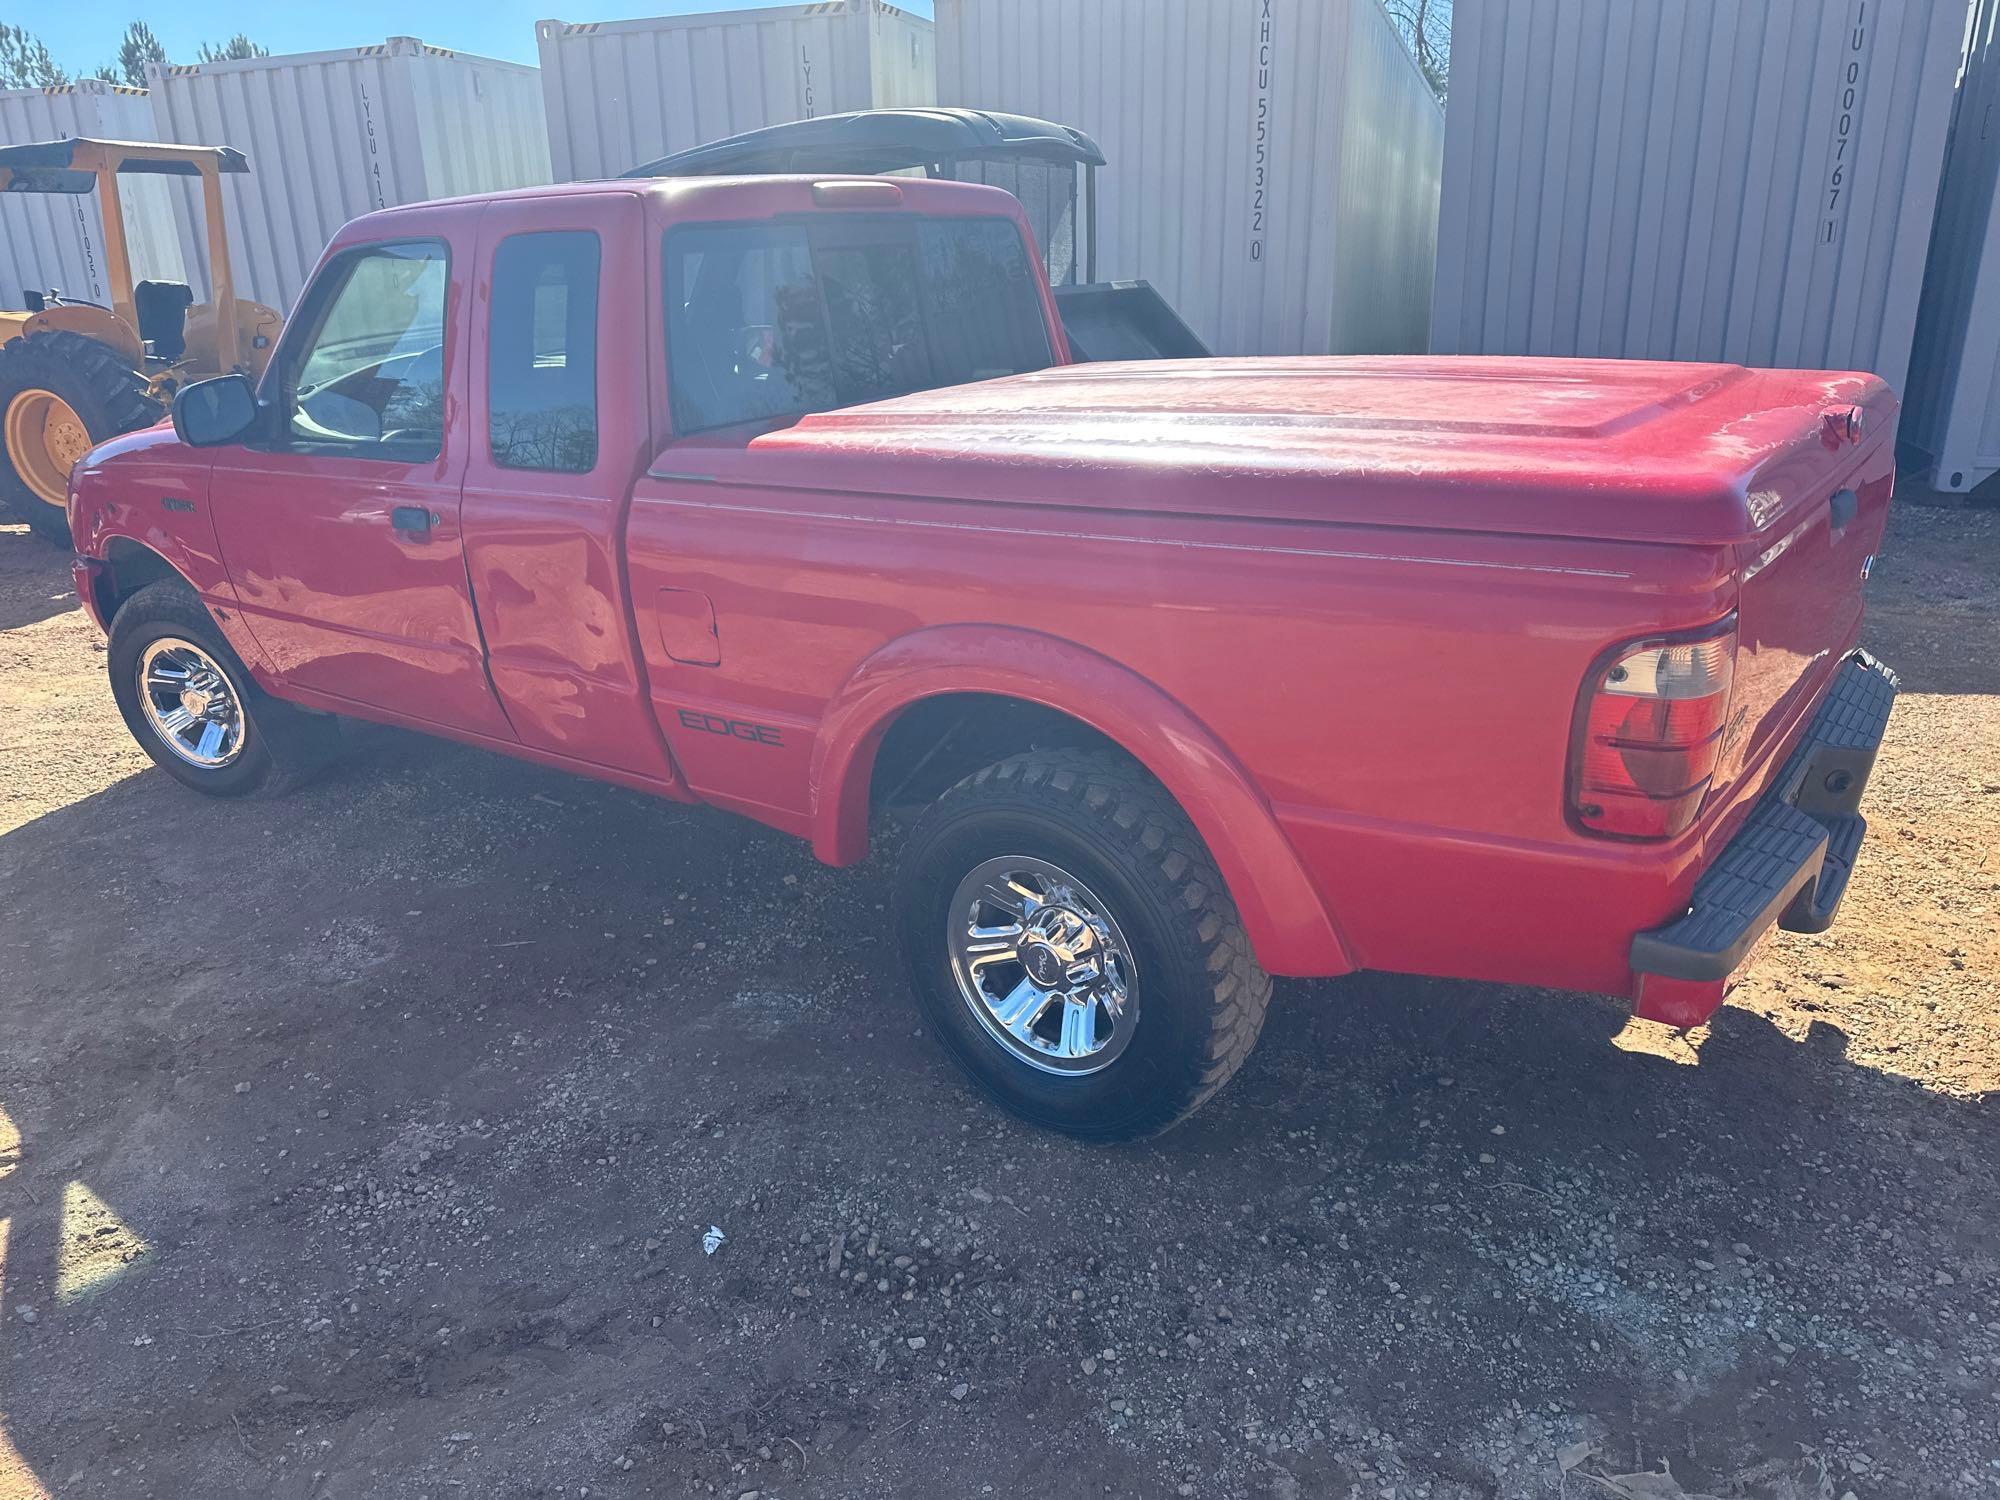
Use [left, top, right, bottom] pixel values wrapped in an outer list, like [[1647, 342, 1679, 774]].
[[629, 205, 1059, 835], [458, 191, 682, 786], [205, 231, 516, 741]]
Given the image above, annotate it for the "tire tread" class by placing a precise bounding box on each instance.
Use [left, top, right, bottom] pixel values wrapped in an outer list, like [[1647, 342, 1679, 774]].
[[915, 747, 1273, 1136], [0, 331, 162, 542], [109, 579, 334, 798]]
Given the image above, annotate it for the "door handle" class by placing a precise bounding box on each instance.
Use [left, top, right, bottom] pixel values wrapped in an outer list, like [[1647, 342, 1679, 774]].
[[391, 505, 439, 537]]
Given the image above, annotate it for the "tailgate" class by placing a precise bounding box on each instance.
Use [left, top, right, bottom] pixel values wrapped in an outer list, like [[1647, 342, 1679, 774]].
[[1707, 416, 1896, 834]]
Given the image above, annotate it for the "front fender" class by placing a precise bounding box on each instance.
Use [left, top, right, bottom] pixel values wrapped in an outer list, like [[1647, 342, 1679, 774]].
[[810, 625, 1351, 978], [69, 429, 273, 679]]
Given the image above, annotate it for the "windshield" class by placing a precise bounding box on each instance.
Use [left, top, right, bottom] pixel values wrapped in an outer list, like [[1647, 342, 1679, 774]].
[[665, 215, 1052, 436]]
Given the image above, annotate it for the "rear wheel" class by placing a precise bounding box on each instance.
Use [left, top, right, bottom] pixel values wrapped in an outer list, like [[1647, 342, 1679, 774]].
[[108, 581, 337, 798], [897, 749, 1272, 1140], [0, 331, 162, 544]]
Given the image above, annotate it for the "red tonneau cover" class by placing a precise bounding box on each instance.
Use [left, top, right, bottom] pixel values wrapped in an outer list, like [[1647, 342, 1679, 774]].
[[697, 356, 1895, 547]]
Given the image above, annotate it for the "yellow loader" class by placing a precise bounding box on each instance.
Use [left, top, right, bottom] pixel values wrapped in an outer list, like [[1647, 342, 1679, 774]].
[[0, 138, 281, 543]]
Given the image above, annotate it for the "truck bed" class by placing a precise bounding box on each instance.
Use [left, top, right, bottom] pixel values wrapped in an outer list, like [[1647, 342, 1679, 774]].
[[641, 354, 1896, 994]]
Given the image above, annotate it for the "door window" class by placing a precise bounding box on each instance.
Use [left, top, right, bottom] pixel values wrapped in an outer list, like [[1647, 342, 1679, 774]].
[[280, 241, 450, 460], [488, 231, 601, 473]]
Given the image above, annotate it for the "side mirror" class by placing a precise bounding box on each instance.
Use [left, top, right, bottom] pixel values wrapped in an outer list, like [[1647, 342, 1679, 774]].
[[172, 374, 260, 448]]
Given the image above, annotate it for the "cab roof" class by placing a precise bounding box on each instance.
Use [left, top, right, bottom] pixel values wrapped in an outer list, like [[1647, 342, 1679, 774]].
[[356, 172, 1028, 223]]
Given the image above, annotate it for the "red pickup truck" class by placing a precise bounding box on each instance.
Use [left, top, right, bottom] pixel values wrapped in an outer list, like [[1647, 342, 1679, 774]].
[[67, 174, 1898, 1138]]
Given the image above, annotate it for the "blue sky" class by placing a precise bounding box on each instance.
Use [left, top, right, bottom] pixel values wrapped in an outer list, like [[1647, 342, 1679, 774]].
[[27, 0, 931, 72]]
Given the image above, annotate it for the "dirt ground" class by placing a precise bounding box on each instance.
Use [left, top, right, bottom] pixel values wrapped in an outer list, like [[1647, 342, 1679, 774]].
[[0, 491, 1996, 1500]]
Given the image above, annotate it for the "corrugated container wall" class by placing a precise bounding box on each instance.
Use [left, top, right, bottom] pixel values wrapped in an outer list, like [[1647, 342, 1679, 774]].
[[147, 38, 551, 313], [1905, 0, 2000, 491], [0, 81, 189, 307], [1431, 0, 1963, 399], [936, 0, 1444, 357], [539, 2, 937, 182]]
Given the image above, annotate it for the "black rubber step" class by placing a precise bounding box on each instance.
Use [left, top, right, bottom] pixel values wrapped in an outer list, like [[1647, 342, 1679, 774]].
[[1631, 651, 1898, 982], [1631, 800, 1829, 981], [1779, 651, 1899, 819]]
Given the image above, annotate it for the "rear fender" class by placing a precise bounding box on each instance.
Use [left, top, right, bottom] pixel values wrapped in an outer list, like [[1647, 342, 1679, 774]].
[[22, 306, 144, 363], [810, 625, 1351, 977]]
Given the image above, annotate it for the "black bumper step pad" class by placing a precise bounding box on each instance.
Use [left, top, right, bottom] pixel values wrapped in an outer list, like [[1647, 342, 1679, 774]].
[[1632, 801, 1828, 981], [1630, 652, 1898, 983]]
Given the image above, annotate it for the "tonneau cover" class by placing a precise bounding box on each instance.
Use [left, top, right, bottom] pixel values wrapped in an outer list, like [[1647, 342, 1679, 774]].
[[694, 357, 1895, 547]]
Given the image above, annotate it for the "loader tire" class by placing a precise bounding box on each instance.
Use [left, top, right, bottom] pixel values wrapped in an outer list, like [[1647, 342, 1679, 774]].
[[0, 330, 162, 544]]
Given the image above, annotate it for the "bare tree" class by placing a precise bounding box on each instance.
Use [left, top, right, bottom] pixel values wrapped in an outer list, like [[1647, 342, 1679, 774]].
[[0, 21, 69, 87], [1382, 0, 1450, 103]]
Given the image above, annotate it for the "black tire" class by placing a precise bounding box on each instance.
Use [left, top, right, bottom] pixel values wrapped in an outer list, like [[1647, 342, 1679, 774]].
[[897, 748, 1272, 1140], [0, 331, 162, 544], [108, 580, 337, 798]]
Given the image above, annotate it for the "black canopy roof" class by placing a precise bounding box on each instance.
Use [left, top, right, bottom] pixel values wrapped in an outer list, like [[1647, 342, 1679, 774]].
[[0, 138, 249, 195], [621, 107, 1105, 180]]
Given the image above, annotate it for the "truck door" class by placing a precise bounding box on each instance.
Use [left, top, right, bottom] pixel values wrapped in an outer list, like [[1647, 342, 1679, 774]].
[[459, 193, 682, 786], [205, 233, 516, 741]]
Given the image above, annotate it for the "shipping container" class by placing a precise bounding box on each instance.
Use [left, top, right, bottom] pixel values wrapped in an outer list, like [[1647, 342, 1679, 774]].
[[146, 37, 551, 313], [936, 0, 1444, 357], [1431, 0, 1963, 401], [538, 2, 937, 183], [1906, 0, 2000, 491], [0, 80, 189, 308]]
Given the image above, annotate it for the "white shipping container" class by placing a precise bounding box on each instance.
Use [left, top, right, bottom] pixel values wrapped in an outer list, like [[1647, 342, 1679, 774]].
[[936, 0, 1444, 357], [147, 38, 551, 313], [1905, 0, 2000, 491], [0, 80, 190, 308], [538, 2, 937, 183], [1431, 0, 1963, 400]]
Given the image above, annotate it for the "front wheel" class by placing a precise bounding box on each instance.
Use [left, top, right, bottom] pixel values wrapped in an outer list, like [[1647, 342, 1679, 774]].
[[108, 580, 336, 797], [896, 749, 1272, 1140]]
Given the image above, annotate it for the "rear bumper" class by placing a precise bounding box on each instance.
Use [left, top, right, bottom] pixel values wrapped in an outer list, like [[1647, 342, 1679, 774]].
[[1629, 650, 1897, 1024]]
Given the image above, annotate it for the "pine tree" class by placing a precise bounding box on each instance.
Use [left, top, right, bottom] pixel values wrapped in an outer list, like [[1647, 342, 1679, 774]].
[[113, 20, 167, 87], [197, 34, 269, 64], [0, 22, 70, 87]]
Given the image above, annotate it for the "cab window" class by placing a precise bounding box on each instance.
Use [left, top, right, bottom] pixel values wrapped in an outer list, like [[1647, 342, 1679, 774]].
[[278, 240, 449, 460], [665, 216, 1051, 435], [487, 231, 600, 473]]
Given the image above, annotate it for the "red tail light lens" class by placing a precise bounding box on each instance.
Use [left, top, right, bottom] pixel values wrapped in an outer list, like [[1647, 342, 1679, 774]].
[[1570, 620, 1737, 839]]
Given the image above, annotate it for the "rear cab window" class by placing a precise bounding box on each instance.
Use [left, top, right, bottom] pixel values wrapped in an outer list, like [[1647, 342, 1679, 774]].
[[487, 230, 601, 473], [664, 215, 1051, 436]]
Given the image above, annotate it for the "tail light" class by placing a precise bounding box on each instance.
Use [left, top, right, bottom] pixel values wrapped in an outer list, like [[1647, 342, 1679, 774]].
[[1569, 618, 1737, 840]]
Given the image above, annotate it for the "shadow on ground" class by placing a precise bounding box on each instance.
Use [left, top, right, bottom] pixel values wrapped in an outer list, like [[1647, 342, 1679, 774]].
[[1, 720, 1993, 1498]]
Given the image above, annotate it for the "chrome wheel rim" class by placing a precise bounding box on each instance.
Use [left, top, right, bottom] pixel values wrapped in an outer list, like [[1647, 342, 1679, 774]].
[[137, 638, 246, 769], [946, 855, 1138, 1076]]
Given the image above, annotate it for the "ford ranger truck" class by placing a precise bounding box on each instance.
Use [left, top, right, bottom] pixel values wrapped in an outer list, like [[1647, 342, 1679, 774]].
[[65, 175, 1899, 1139]]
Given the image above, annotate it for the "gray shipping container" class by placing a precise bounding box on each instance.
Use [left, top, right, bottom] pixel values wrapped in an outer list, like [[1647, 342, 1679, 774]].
[[937, 0, 1444, 358], [538, 3, 937, 183], [1431, 0, 1963, 398], [1906, 0, 2000, 491], [0, 80, 189, 307], [147, 38, 551, 314]]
